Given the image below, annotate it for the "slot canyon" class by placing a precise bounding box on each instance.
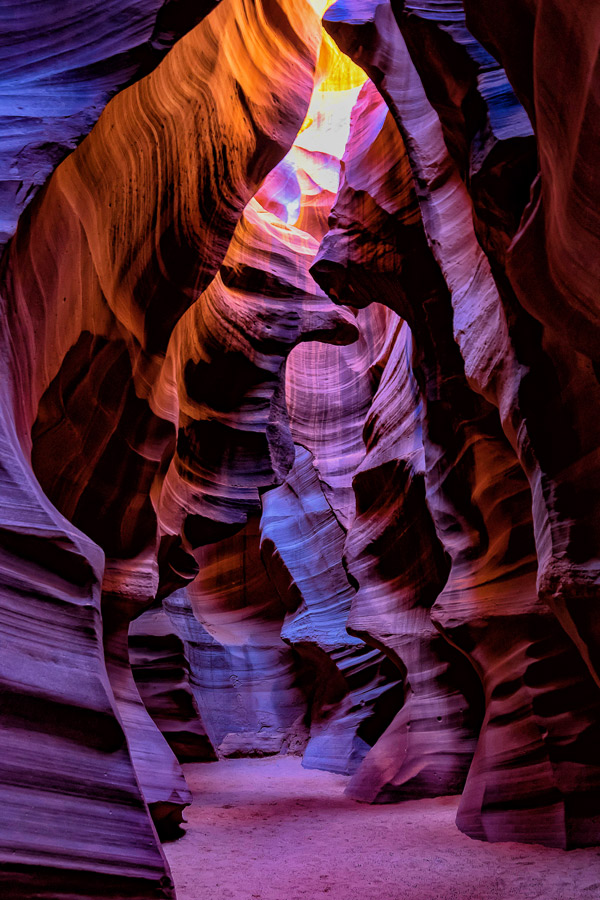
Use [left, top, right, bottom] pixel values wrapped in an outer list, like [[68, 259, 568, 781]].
[[1, 0, 600, 897]]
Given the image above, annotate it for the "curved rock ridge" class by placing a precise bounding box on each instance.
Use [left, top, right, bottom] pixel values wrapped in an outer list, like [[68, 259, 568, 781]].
[[324, 0, 600, 698], [315, 6, 600, 847], [155, 197, 358, 545], [312, 78, 484, 802], [256, 24, 367, 242], [262, 41, 382, 529], [386, 1, 600, 688], [165, 516, 311, 758], [101, 552, 193, 841], [129, 605, 217, 763], [344, 318, 482, 802], [285, 302, 391, 528], [0, 0, 219, 247], [462, 0, 600, 361], [261, 444, 403, 775], [152, 35, 406, 776], [322, 0, 517, 405], [312, 78, 423, 309], [13, 0, 324, 559], [0, 1, 324, 894], [391, 0, 537, 267], [459, 0, 600, 703], [0, 434, 174, 898], [2, 0, 600, 879]]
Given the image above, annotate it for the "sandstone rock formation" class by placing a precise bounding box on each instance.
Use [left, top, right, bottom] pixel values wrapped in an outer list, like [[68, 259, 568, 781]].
[[0, 0, 219, 247], [343, 317, 482, 802], [154, 196, 357, 546], [0, 0, 324, 894], [168, 517, 310, 759], [102, 554, 193, 841], [129, 605, 216, 763], [261, 443, 403, 775], [317, 0, 600, 847], [462, 0, 600, 360], [1, 0, 600, 894]]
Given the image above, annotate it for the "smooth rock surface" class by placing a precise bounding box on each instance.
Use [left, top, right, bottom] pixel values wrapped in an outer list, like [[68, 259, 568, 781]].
[[318, 0, 600, 847], [2, 0, 600, 888], [0, 0, 323, 894], [129, 605, 217, 763], [0, 0, 220, 246]]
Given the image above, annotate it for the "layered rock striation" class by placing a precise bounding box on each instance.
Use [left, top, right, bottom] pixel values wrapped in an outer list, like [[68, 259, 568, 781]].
[[1, 1, 600, 894], [129, 605, 217, 763], [0, 1, 326, 895], [0, 0, 220, 247], [315, 0, 600, 847]]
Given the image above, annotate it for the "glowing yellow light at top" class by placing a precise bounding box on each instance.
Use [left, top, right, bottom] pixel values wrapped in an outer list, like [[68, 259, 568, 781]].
[[259, 3, 370, 230], [317, 31, 367, 92], [307, 0, 335, 15], [295, 24, 367, 145], [304, 0, 367, 93]]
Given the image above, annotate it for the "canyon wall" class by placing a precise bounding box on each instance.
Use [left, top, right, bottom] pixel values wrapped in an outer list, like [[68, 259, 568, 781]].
[[0, 1, 325, 895], [318, 0, 600, 847]]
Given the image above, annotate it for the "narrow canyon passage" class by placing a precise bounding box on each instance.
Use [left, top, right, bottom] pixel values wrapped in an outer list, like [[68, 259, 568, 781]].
[[2, 1, 600, 898], [165, 758, 600, 900]]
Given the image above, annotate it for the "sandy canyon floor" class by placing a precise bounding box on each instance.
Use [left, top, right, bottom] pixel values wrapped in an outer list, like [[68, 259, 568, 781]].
[[163, 757, 600, 900]]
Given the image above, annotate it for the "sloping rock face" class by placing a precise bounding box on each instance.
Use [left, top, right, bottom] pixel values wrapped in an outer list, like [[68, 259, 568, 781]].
[[152, 57, 404, 777], [168, 518, 311, 759], [0, 0, 220, 247], [462, 0, 600, 359], [129, 605, 217, 763], [261, 443, 403, 775], [315, 0, 600, 848], [343, 316, 483, 802], [1, 0, 600, 891], [0, 1, 325, 895], [458, 0, 600, 706]]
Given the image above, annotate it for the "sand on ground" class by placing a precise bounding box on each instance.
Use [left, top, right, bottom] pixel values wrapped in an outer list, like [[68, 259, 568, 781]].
[[163, 756, 600, 900]]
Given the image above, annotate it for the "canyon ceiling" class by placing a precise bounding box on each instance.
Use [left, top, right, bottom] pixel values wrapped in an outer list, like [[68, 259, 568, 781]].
[[1, 0, 600, 898]]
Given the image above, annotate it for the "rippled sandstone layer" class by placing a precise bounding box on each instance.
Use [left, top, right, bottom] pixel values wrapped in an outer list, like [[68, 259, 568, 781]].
[[0, 1, 323, 895], [1, 1, 600, 896]]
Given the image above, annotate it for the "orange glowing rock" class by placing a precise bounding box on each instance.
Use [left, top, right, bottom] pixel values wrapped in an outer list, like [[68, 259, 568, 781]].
[[0, 1, 326, 894]]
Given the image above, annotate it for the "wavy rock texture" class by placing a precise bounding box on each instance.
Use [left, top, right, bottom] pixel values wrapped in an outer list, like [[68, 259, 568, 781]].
[[390, 0, 537, 266], [458, 0, 600, 709], [102, 554, 193, 841], [285, 303, 390, 528], [0, 0, 323, 894], [387, 0, 600, 701], [166, 518, 311, 758], [154, 196, 358, 544], [0, 431, 173, 898], [261, 444, 403, 775], [129, 605, 217, 763], [261, 73, 410, 775], [17, 0, 324, 561], [149, 40, 397, 776], [462, 0, 600, 359], [151, 37, 406, 779], [312, 78, 485, 802], [317, 2, 600, 847], [150, 174, 362, 766], [0, 0, 219, 246], [2, 0, 600, 883], [344, 317, 482, 802]]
